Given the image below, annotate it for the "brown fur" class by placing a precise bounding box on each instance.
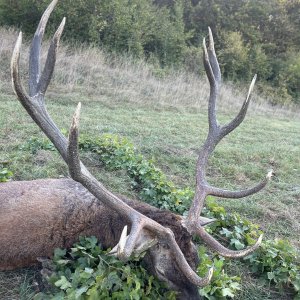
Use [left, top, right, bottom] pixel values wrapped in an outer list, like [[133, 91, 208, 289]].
[[0, 178, 200, 298]]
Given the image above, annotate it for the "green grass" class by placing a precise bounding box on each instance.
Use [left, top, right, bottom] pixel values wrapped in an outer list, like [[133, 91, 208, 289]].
[[0, 27, 300, 299], [0, 267, 37, 300], [1, 92, 299, 298], [1, 93, 299, 241]]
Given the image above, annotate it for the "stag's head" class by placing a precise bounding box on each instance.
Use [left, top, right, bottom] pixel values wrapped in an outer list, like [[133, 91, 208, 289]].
[[11, 0, 272, 298]]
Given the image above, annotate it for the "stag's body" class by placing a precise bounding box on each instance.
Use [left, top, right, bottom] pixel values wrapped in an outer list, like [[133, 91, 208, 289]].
[[1, 178, 201, 298], [0, 178, 116, 270], [0, 178, 195, 270]]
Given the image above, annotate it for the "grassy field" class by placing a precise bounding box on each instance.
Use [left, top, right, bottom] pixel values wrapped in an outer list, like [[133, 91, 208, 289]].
[[0, 27, 299, 299]]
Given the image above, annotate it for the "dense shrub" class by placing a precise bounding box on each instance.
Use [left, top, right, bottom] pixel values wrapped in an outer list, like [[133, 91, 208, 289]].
[[0, 0, 299, 104], [0, 0, 187, 67]]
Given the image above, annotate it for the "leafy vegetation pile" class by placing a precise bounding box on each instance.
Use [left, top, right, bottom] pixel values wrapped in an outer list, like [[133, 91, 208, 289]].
[[34, 236, 176, 300], [0, 0, 299, 105], [6, 133, 298, 299]]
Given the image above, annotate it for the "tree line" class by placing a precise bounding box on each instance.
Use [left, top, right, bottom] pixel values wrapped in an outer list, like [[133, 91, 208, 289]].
[[0, 0, 299, 105]]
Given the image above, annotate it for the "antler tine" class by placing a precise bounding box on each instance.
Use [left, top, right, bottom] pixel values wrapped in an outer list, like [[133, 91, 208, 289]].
[[207, 27, 221, 87], [11, 29, 68, 162], [184, 28, 272, 258], [203, 38, 218, 132], [38, 17, 66, 95], [220, 74, 256, 139], [196, 225, 263, 258], [209, 170, 273, 198], [11, 32, 29, 103], [29, 0, 59, 96]]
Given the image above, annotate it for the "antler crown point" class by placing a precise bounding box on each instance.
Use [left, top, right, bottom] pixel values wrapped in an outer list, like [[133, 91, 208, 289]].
[[258, 234, 264, 244], [267, 170, 273, 180]]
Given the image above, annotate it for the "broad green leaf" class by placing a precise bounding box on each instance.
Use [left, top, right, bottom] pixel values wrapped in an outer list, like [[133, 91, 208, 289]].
[[55, 276, 72, 290], [221, 287, 235, 297]]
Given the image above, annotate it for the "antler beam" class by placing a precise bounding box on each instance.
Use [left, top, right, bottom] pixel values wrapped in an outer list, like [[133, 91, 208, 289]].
[[184, 28, 272, 257]]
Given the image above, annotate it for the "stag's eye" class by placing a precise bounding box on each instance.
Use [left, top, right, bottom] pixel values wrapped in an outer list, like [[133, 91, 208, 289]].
[[161, 243, 170, 250]]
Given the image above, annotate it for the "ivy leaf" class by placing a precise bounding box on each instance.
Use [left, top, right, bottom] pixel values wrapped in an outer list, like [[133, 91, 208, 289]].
[[231, 239, 245, 250], [230, 281, 241, 290], [103, 272, 122, 290], [220, 228, 232, 238], [54, 248, 67, 260], [55, 276, 72, 290], [85, 236, 98, 248], [56, 259, 71, 265], [85, 267, 94, 274], [221, 287, 235, 297], [293, 279, 300, 291], [267, 272, 275, 281], [75, 286, 88, 298]]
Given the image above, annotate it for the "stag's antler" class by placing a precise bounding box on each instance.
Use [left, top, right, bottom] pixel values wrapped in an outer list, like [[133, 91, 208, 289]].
[[11, 0, 212, 287], [183, 28, 272, 257]]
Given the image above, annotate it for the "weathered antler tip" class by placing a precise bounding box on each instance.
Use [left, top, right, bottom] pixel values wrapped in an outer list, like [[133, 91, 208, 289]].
[[18, 31, 23, 40], [11, 32, 24, 95], [117, 225, 128, 259], [208, 267, 214, 280], [208, 27, 215, 51], [74, 102, 81, 120], [266, 170, 273, 180], [59, 17, 66, 31], [53, 17, 66, 42], [36, 0, 59, 36], [257, 234, 263, 245], [245, 74, 257, 103], [196, 266, 214, 287], [14, 32, 23, 52], [251, 74, 257, 87], [69, 103, 81, 136]]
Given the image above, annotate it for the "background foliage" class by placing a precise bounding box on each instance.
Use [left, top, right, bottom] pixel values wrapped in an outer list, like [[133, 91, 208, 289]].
[[0, 0, 299, 104]]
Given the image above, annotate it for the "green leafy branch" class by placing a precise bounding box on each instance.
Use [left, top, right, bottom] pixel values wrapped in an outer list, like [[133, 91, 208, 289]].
[[34, 236, 176, 300]]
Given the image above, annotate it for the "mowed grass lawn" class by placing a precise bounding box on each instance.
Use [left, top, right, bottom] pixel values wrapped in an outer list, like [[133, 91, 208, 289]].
[[0, 28, 299, 299]]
